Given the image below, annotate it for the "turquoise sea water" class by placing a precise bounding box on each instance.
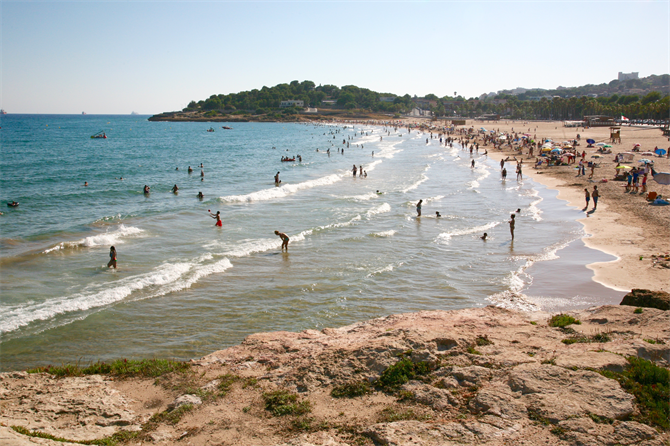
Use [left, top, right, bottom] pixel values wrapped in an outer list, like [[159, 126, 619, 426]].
[[0, 115, 621, 371]]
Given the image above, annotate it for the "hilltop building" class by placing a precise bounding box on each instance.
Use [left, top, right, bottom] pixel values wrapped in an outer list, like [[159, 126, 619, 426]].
[[618, 72, 639, 81], [280, 100, 304, 108]]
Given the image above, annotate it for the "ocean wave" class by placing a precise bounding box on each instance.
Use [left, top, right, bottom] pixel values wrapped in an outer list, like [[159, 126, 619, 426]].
[[219, 173, 341, 203], [0, 256, 233, 333], [400, 170, 429, 193], [366, 261, 404, 278], [370, 230, 397, 237], [42, 225, 144, 254], [435, 221, 500, 243], [366, 203, 391, 218]]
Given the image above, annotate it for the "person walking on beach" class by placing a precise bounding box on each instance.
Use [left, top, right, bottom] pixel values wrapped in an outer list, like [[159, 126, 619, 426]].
[[416, 199, 423, 217], [509, 214, 515, 240], [275, 230, 289, 251], [210, 210, 222, 227], [592, 186, 599, 210], [107, 246, 117, 269], [584, 188, 590, 209]]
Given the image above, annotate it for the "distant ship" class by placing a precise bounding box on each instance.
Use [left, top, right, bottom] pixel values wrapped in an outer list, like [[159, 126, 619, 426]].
[[131, 111, 139, 115], [1, 109, 7, 115], [82, 112, 87, 115]]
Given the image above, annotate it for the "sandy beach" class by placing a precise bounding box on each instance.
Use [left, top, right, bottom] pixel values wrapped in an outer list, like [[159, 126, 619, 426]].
[[399, 119, 670, 293]]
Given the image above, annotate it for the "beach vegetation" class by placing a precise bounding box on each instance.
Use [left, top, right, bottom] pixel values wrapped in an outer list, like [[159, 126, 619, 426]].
[[148, 403, 194, 426], [466, 345, 481, 355], [10, 426, 137, 446], [331, 380, 372, 398], [548, 314, 581, 328], [634, 307, 644, 314], [26, 358, 190, 379], [262, 389, 311, 416], [217, 373, 240, 396], [379, 407, 430, 422], [475, 335, 493, 346], [376, 357, 432, 391], [643, 338, 666, 345], [599, 357, 669, 430]]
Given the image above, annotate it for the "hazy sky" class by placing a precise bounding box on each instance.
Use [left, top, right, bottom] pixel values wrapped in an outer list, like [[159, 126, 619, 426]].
[[2, 0, 668, 114]]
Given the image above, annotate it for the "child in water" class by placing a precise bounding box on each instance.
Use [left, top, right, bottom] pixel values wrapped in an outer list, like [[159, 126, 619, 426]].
[[210, 210, 222, 227], [107, 246, 117, 268]]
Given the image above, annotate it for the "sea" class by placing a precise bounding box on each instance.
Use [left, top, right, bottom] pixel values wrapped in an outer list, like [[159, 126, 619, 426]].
[[0, 115, 625, 371]]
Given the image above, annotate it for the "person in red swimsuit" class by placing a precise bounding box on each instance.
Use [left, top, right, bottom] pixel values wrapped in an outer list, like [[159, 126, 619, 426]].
[[210, 211, 222, 227]]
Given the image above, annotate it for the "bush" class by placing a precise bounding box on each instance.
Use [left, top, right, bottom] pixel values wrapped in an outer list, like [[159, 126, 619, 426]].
[[548, 314, 581, 328], [377, 358, 432, 390]]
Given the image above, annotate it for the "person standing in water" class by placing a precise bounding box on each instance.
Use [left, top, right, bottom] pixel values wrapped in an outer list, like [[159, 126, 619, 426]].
[[210, 211, 222, 227], [171, 184, 179, 193], [509, 214, 515, 240], [592, 185, 599, 210], [274, 171, 281, 184], [584, 188, 590, 209], [107, 246, 117, 269], [416, 199, 423, 217], [275, 230, 289, 251]]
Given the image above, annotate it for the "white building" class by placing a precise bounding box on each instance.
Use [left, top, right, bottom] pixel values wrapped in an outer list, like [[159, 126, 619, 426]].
[[280, 100, 304, 108], [618, 72, 639, 81]]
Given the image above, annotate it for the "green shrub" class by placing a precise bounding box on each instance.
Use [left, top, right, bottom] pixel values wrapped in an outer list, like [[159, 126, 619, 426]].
[[466, 345, 481, 355], [634, 308, 644, 314], [331, 381, 371, 398], [548, 314, 580, 328], [475, 335, 493, 346], [377, 358, 432, 390], [10, 426, 137, 446], [600, 357, 669, 429], [27, 359, 190, 378], [262, 389, 311, 416]]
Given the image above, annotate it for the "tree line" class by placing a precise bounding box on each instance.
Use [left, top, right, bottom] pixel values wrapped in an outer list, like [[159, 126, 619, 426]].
[[183, 77, 669, 121]]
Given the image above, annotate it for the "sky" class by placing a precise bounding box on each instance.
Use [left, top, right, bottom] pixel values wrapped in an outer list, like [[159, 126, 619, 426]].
[[2, 0, 668, 114]]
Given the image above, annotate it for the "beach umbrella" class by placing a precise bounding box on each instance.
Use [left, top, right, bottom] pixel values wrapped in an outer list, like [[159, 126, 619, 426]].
[[551, 148, 562, 153], [616, 165, 632, 169], [653, 172, 670, 185], [480, 127, 487, 132], [586, 139, 595, 144], [655, 148, 667, 156], [640, 152, 655, 156], [639, 159, 652, 164], [595, 142, 606, 147]]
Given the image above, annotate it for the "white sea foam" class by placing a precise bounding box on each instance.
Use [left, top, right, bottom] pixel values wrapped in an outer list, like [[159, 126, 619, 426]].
[[366, 203, 391, 218], [219, 173, 341, 203], [0, 256, 233, 333], [370, 230, 397, 238], [366, 261, 403, 278], [42, 225, 144, 254], [435, 221, 500, 243], [400, 171, 429, 193]]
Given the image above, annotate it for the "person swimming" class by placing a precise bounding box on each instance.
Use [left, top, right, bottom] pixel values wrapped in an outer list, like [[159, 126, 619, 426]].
[[481, 233, 487, 240], [376, 190, 383, 195], [197, 191, 204, 199], [436, 211, 441, 217], [172, 184, 179, 193], [143, 185, 150, 194]]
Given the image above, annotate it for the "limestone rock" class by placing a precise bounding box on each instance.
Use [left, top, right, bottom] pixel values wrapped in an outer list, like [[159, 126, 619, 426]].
[[399, 380, 458, 410], [167, 394, 202, 410], [554, 351, 630, 373], [620, 288, 670, 310]]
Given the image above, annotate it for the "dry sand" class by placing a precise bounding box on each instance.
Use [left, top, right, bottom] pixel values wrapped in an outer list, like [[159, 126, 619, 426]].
[[411, 119, 670, 293]]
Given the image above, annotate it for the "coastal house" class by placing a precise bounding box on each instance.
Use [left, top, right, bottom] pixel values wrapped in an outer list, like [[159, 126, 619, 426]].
[[584, 115, 615, 127], [303, 107, 318, 114], [407, 108, 432, 117], [280, 100, 304, 108], [618, 72, 639, 81]]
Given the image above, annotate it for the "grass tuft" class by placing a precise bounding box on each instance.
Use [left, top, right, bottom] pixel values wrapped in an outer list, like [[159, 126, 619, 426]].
[[27, 358, 190, 379], [475, 335, 493, 346], [548, 314, 580, 328], [634, 307, 644, 314], [331, 381, 371, 398], [262, 389, 311, 416], [376, 357, 432, 391], [10, 426, 137, 446]]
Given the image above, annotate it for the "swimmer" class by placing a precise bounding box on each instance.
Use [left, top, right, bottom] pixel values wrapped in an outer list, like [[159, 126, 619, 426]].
[[188, 166, 193, 173], [197, 191, 204, 199], [515, 208, 521, 213], [481, 233, 487, 240], [210, 210, 222, 227], [172, 184, 179, 193], [275, 230, 289, 251], [107, 246, 117, 269], [143, 185, 150, 194], [84, 181, 88, 186], [416, 199, 423, 217], [436, 211, 441, 218], [175, 167, 179, 171], [376, 190, 383, 195], [200, 169, 204, 177]]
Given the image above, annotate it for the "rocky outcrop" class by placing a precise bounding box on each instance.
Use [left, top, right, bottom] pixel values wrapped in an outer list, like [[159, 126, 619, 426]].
[[1, 305, 668, 446], [620, 288, 670, 310]]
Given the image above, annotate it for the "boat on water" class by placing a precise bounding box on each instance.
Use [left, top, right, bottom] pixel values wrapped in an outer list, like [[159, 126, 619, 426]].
[[1, 109, 7, 115], [131, 111, 139, 116], [207, 127, 215, 132], [91, 130, 107, 139], [82, 112, 87, 115], [222, 126, 233, 130], [281, 157, 296, 162]]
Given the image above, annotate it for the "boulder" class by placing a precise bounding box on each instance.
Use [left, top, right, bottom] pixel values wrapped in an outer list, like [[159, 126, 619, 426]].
[[167, 394, 202, 411], [620, 289, 670, 310]]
